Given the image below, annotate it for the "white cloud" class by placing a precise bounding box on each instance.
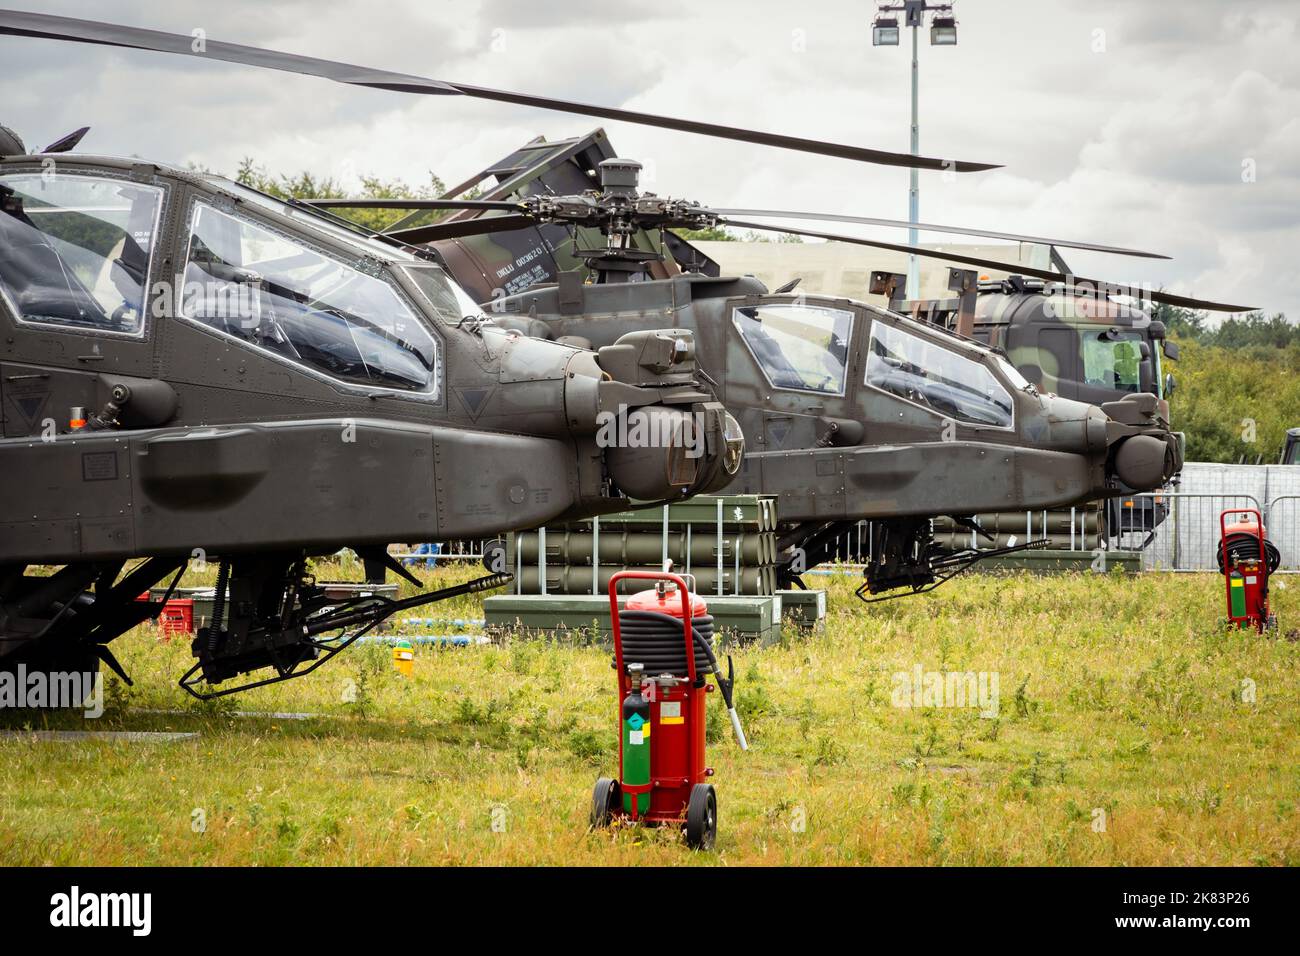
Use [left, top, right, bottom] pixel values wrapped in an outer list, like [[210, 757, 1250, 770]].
[[2, 0, 1295, 318]]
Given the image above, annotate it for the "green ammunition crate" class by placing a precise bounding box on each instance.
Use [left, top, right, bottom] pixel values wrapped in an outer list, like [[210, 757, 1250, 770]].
[[981, 549, 1141, 573], [776, 588, 827, 633], [554, 495, 779, 532], [482, 593, 781, 646]]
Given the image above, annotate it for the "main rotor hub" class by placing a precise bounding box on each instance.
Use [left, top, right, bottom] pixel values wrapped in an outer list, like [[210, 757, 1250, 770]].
[[513, 157, 719, 281]]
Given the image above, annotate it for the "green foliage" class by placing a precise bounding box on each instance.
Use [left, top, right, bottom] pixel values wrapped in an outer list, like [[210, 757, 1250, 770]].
[[672, 226, 735, 242], [233, 157, 450, 233], [669, 226, 804, 243], [1154, 304, 1300, 462], [1158, 305, 1300, 350], [1167, 336, 1300, 463]]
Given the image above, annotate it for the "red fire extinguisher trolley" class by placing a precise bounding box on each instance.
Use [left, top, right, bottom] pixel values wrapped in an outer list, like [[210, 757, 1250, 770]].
[[1217, 509, 1279, 633], [590, 569, 746, 850]]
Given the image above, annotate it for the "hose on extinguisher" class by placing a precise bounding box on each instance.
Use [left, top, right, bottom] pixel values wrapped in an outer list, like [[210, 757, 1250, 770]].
[[1216, 533, 1281, 574], [618, 609, 748, 750]]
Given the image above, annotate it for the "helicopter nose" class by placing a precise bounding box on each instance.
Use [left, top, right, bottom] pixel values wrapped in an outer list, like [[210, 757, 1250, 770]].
[[1031, 392, 1179, 493], [602, 404, 744, 500], [1112, 434, 1175, 490], [1097, 395, 1181, 491]]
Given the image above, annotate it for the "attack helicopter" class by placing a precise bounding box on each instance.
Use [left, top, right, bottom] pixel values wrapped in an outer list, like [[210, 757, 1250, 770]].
[[0, 135, 745, 693], [0, 7, 1011, 693], [308, 141, 1249, 599], [875, 268, 1186, 550]]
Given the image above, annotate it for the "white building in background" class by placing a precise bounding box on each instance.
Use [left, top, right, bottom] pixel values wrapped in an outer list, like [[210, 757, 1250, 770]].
[[692, 239, 1054, 306]]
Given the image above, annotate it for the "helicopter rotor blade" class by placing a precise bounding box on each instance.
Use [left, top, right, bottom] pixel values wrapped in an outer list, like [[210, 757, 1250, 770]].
[[303, 198, 522, 212], [706, 207, 1170, 260], [40, 125, 90, 153], [386, 213, 539, 245], [445, 83, 998, 172], [718, 218, 1256, 313], [0, 10, 1001, 173]]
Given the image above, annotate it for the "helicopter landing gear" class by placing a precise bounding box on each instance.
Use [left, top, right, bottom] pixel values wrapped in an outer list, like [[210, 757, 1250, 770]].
[[179, 553, 512, 699], [777, 517, 1052, 602], [0, 557, 184, 690]]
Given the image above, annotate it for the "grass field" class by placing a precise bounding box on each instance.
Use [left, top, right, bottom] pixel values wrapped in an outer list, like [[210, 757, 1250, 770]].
[[1, 562, 1297, 866]]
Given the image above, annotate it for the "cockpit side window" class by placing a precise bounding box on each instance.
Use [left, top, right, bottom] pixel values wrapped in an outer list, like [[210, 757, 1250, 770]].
[[732, 303, 853, 395], [865, 320, 1014, 428], [0, 173, 163, 336], [180, 203, 439, 395]]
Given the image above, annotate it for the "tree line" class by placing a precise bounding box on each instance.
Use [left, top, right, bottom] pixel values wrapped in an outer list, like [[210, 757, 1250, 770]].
[[1153, 305, 1299, 463]]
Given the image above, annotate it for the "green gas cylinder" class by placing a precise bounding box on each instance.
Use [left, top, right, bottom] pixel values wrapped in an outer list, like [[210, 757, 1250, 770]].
[[621, 671, 651, 816], [1229, 570, 1247, 618]]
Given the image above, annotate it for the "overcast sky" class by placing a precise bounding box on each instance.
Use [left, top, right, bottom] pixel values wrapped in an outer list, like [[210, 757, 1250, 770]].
[[3, 0, 1297, 320]]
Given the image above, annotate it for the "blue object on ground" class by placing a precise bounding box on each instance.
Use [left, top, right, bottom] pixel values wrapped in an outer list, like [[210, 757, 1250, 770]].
[[356, 634, 489, 647], [402, 542, 441, 569]]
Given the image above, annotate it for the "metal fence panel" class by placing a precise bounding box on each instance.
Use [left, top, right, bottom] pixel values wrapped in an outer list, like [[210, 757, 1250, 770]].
[[1134, 493, 1261, 571], [1175, 462, 1269, 503], [1266, 495, 1300, 571], [1139, 462, 1300, 571]]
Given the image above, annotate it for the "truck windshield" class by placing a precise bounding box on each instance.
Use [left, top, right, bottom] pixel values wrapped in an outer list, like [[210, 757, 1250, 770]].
[[865, 320, 1013, 427], [1080, 330, 1143, 393]]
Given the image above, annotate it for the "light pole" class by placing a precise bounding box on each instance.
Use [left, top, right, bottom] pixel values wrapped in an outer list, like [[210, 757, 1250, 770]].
[[873, 1, 958, 299]]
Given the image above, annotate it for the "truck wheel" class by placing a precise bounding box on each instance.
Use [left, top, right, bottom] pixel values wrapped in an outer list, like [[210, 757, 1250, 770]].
[[685, 784, 717, 850], [590, 776, 621, 828]]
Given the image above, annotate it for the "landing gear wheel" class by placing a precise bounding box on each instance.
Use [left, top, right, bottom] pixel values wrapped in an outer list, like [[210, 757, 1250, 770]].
[[685, 783, 717, 850], [590, 776, 621, 829]]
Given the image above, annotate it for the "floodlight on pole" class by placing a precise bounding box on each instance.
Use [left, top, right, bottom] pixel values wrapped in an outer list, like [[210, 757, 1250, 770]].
[[872, 17, 900, 45], [871, 1, 958, 299], [931, 16, 958, 45]]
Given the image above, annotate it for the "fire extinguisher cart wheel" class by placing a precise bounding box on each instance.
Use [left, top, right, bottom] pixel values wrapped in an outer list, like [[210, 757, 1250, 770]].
[[590, 776, 621, 829], [685, 783, 717, 850]]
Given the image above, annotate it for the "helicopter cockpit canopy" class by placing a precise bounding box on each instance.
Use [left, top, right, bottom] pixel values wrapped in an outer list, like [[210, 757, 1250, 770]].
[[181, 202, 439, 393], [732, 301, 853, 395], [204, 174, 484, 321], [866, 320, 1016, 428], [0, 172, 162, 334]]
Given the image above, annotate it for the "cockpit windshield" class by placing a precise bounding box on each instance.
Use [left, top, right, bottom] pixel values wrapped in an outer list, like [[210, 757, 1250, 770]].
[[204, 177, 482, 324], [402, 264, 480, 324], [0, 172, 162, 335], [865, 320, 1014, 427], [732, 302, 853, 395], [181, 203, 439, 393]]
